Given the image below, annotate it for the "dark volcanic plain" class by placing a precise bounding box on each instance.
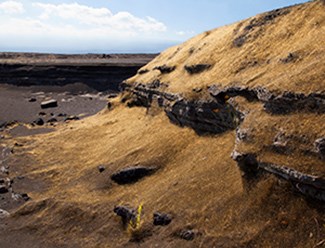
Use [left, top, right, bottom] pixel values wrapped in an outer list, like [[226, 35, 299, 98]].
[[0, 52, 156, 125]]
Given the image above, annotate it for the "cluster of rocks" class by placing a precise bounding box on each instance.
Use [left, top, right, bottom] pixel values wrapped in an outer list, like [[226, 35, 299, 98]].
[[231, 151, 325, 201], [110, 163, 198, 242], [27, 98, 80, 126], [122, 81, 325, 202]]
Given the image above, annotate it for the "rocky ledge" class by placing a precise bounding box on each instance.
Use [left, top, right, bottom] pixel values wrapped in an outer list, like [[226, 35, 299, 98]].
[[120, 80, 325, 201]]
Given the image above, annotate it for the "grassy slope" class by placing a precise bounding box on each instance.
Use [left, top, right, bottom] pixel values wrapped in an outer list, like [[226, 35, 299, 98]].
[[127, 0, 325, 95], [3, 1, 325, 247]]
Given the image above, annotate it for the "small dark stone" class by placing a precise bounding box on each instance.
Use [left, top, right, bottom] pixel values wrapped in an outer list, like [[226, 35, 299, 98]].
[[280, 52, 298, 63], [113, 205, 136, 225], [47, 118, 57, 123], [179, 230, 195, 241], [233, 35, 247, 47], [57, 113, 67, 117], [21, 193, 30, 201], [64, 116, 80, 122], [107, 93, 118, 99], [98, 165, 105, 173], [111, 166, 156, 185], [147, 80, 161, 89], [14, 143, 23, 147], [154, 65, 176, 74], [184, 64, 211, 74], [138, 69, 149, 74], [41, 99, 58, 109], [153, 212, 172, 226], [0, 185, 8, 194], [39, 112, 46, 116], [33, 118, 44, 126], [28, 98, 37, 102], [231, 151, 259, 179]]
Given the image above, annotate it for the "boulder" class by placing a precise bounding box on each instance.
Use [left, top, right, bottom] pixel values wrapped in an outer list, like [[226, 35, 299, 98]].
[[33, 118, 44, 126], [111, 166, 157, 185], [153, 212, 172, 226], [113, 205, 136, 225], [41, 99, 58, 109]]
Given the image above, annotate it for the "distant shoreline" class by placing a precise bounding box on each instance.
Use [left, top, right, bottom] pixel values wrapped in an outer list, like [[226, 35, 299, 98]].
[[0, 52, 157, 66]]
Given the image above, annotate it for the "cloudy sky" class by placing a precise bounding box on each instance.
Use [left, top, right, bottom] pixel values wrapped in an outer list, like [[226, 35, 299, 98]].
[[0, 0, 309, 53]]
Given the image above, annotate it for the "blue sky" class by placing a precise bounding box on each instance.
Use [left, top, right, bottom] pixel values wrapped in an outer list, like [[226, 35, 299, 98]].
[[0, 0, 309, 53]]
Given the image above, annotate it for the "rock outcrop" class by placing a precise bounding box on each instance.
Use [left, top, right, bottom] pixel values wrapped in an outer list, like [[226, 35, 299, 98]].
[[120, 0, 325, 201]]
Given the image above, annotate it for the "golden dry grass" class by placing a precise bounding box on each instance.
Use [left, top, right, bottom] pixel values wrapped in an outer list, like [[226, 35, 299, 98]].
[[127, 0, 325, 96], [2, 1, 325, 247]]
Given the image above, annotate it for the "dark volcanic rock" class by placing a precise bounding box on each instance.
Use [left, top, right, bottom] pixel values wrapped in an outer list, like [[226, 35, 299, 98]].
[[280, 52, 299, 63], [0, 53, 156, 92], [113, 205, 136, 225], [154, 65, 176, 74], [41, 99, 58, 109], [233, 8, 290, 48], [98, 165, 106, 173], [47, 118, 57, 123], [33, 118, 44, 126], [184, 64, 211, 74], [64, 115, 80, 122], [0, 185, 9, 194], [28, 98, 37, 102], [138, 69, 149, 75], [12, 192, 30, 201], [264, 92, 325, 114], [111, 166, 157, 184], [179, 229, 195, 241], [315, 138, 325, 160], [165, 99, 242, 135], [231, 151, 259, 180], [153, 212, 172, 226], [232, 150, 325, 201]]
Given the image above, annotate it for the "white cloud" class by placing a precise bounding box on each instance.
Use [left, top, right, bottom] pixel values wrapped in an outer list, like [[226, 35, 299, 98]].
[[0, 2, 175, 52], [32, 2, 166, 33], [0, 0, 24, 14]]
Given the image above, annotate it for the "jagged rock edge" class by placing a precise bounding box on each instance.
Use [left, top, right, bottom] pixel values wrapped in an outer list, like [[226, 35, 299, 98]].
[[121, 82, 325, 201]]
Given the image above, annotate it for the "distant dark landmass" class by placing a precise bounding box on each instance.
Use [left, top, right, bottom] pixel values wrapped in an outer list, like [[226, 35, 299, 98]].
[[0, 52, 157, 92]]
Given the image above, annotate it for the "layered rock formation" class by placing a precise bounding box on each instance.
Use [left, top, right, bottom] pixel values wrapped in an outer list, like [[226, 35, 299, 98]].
[[0, 53, 156, 92], [123, 0, 325, 201]]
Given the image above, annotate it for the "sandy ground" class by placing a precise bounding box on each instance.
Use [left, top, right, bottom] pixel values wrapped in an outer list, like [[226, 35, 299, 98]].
[[0, 84, 110, 125]]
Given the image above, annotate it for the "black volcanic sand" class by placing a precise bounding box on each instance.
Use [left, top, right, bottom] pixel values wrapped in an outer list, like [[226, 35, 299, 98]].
[[0, 84, 110, 125], [0, 82, 107, 213]]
